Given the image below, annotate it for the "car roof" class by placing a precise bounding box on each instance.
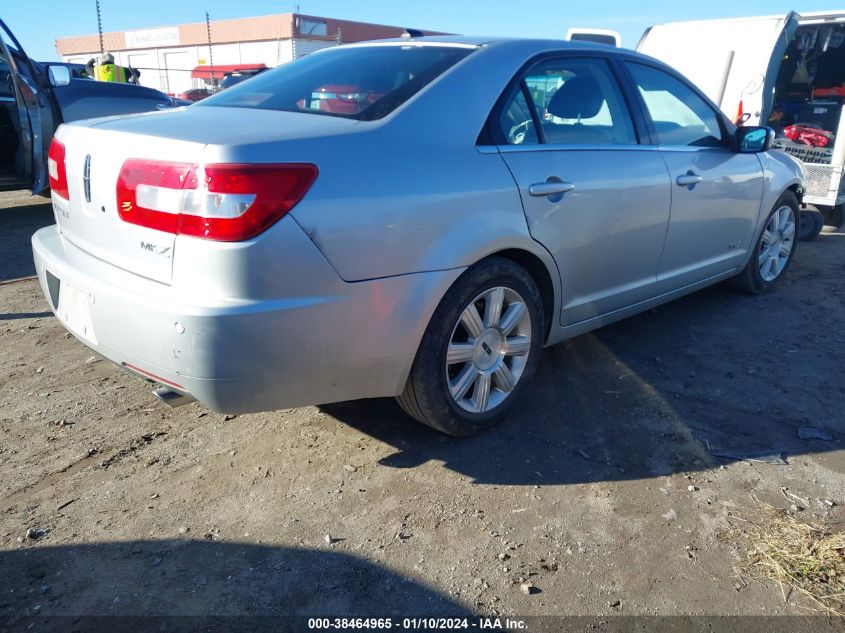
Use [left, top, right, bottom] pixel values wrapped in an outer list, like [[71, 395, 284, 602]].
[[342, 36, 661, 72], [342, 36, 659, 67], [355, 35, 629, 53], [345, 35, 729, 129]]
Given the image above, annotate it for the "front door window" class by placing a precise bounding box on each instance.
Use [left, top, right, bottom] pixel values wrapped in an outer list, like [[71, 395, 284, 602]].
[[626, 62, 726, 148]]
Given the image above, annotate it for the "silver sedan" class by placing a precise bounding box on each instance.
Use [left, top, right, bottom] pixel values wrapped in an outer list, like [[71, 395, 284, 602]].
[[32, 37, 804, 435]]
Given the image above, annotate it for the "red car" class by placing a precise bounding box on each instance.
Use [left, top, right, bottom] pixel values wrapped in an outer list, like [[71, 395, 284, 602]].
[[308, 84, 383, 115], [177, 88, 213, 103]]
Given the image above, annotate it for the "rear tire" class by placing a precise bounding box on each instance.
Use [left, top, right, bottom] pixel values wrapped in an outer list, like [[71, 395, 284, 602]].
[[824, 204, 844, 231], [397, 257, 544, 436], [731, 191, 799, 294], [798, 208, 824, 241]]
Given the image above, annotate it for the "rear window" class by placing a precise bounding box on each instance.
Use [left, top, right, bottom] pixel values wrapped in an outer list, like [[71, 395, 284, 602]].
[[198, 44, 475, 121]]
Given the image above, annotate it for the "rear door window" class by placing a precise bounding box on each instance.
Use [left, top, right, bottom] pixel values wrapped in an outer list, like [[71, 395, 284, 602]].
[[199, 44, 475, 121], [497, 57, 637, 145]]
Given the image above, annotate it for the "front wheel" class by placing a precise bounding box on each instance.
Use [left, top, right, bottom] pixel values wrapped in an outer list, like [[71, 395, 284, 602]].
[[731, 192, 799, 294], [397, 257, 544, 436]]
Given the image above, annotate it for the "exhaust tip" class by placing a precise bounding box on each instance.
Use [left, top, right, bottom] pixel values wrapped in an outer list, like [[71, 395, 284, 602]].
[[152, 385, 195, 408]]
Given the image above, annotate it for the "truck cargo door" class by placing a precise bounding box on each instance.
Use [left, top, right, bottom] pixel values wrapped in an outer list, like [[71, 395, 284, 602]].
[[637, 13, 799, 125]]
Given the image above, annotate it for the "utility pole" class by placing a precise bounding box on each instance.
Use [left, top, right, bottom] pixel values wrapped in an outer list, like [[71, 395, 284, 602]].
[[95, 0, 104, 54], [206, 12, 215, 91]]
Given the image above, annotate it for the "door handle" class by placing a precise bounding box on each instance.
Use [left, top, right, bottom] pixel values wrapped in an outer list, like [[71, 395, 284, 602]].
[[528, 181, 576, 197], [676, 173, 703, 187]]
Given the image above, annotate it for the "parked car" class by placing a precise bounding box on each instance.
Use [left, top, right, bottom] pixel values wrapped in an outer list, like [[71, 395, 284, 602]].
[[565, 28, 621, 47], [306, 84, 384, 115], [0, 17, 182, 194], [219, 68, 267, 90], [32, 37, 803, 436], [177, 88, 213, 103], [638, 11, 845, 238]]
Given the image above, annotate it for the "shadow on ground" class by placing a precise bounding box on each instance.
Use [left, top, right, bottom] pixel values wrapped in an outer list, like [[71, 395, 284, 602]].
[[0, 540, 470, 631], [0, 200, 53, 282], [1, 544, 837, 633], [0, 311, 53, 321], [325, 236, 845, 485]]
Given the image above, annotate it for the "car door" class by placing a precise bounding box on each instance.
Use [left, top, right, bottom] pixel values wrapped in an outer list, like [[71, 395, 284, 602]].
[[492, 55, 672, 326], [623, 61, 765, 290], [0, 24, 29, 190], [0, 18, 54, 193]]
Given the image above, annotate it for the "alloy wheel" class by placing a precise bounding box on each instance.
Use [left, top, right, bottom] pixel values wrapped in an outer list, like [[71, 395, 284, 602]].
[[758, 205, 796, 282], [445, 286, 532, 414]]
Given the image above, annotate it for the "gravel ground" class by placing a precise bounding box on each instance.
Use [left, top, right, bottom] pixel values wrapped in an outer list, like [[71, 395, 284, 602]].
[[1, 192, 844, 630]]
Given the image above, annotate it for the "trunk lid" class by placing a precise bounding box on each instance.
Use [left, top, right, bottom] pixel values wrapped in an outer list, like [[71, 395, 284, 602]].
[[51, 107, 360, 284], [84, 105, 361, 145], [52, 122, 207, 284]]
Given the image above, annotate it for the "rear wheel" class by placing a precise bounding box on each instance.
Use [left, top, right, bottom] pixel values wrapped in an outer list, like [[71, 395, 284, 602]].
[[798, 208, 824, 241], [397, 257, 544, 436], [731, 192, 798, 294], [824, 204, 844, 231]]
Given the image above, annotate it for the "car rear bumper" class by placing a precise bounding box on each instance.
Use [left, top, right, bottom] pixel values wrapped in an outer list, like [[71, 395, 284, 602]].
[[31, 222, 462, 413]]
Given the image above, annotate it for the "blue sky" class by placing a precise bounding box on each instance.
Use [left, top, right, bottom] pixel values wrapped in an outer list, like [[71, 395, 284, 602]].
[[4, 0, 841, 61]]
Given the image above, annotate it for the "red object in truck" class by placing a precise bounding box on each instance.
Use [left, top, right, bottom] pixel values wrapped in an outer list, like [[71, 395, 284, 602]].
[[783, 124, 834, 148], [812, 86, 845, 98]]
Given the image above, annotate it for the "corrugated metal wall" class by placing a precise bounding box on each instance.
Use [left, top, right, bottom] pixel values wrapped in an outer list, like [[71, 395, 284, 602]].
[[292, 38, 339, 59]]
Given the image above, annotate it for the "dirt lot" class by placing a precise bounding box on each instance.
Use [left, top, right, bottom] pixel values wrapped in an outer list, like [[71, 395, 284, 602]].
[[1, 191, 844, 631]]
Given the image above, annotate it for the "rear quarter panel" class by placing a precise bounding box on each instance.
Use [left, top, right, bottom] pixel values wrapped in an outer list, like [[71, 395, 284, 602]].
[[288, 139, 542, 281]]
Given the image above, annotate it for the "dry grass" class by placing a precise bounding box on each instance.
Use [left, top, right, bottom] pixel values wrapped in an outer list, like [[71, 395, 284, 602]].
[[730, 502, 845, 616]]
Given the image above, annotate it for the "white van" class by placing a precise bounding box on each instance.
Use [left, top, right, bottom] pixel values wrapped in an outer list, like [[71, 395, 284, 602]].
[[638, 11, 845, 238]]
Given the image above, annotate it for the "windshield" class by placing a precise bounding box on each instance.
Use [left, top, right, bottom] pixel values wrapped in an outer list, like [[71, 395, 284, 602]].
[[197, 44, 475, 120]]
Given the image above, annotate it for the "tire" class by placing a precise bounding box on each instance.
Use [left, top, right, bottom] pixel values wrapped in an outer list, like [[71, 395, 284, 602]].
[[731, 191, 799, 294], [397, 257, 544, 436], [798, 208, 824, 241], [823, 205, 844, 231]]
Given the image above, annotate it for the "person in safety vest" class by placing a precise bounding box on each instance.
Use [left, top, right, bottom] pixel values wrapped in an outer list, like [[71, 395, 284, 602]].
[[94, 53, 127, 83]]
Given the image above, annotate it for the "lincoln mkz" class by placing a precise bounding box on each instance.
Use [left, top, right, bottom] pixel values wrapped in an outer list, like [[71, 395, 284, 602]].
[[33, 37, 804, 435]]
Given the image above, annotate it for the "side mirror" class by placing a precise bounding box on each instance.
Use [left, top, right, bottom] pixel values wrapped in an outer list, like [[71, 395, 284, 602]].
[[47, 65, 71, 87], [736, 125, 775, 153]]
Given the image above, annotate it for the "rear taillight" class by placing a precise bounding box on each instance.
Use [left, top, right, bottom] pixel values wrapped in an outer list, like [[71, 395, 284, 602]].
[[48, 139, 69, 200], [116, 160, 318, 241]]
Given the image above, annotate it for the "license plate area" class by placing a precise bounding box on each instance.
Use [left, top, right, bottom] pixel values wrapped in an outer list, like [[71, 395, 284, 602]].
[[53, 274, 98, 345]]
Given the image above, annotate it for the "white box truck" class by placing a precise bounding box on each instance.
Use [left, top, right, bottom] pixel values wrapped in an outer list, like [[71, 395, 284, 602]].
[[638, 11, 845, 239]]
